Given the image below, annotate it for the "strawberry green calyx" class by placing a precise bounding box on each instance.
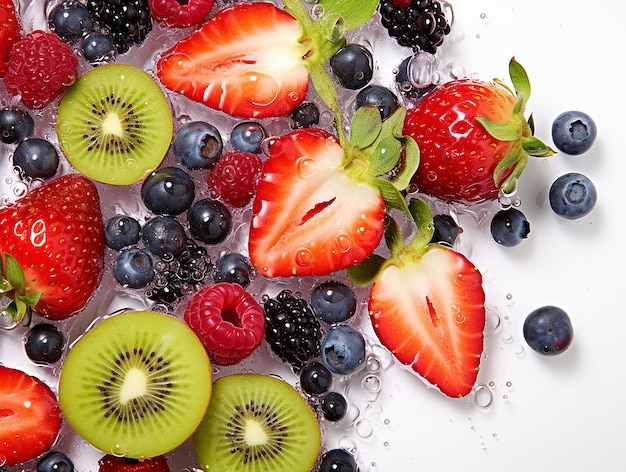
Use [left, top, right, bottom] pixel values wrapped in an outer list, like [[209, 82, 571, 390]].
[[0, 254, 41, 325], [476, 57, 555, 195], [348, 197, 434, 286], [344, 106, 419, 216]]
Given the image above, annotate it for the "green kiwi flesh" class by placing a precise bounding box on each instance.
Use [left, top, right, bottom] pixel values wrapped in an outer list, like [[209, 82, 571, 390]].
[[58, 311, 212, 459], [194, 373, 321, 472], [57, 64, 173, 185]]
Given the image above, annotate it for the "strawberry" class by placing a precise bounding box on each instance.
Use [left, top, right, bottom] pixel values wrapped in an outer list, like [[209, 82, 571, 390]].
[[403, 58, 554, 204], [249, 106, 418, 278], [148, 0, 214, 28], [98, 454, 170, 472], [0, 0, 20, 78], [349, 198, 486, 398], [156, 0, 380, 119], [183, 282, 265, 365], [0, 365, 62, 466], [4, 30, 78, 109], [0, 174, 105, 322]]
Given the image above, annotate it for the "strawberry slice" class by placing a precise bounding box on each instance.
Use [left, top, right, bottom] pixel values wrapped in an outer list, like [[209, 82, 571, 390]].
[[0, 174, 105, 321], [157, 2, 310, 118], [249, 127, 386, 278], [0, 365, 62, 466], [351, 198, 486, 398]]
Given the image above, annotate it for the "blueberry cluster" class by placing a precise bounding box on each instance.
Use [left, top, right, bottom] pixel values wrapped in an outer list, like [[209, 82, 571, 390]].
[[48, 0, 153, 63]]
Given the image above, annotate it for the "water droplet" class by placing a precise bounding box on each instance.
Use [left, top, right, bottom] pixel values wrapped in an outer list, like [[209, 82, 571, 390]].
[[241, 71, 280, 107], [474, 384, 493, 408], [356, 418, 374, 438], [12, 182, 28, 197], [321, 12, 345, 42], [334, 231, 352, 253], [296, 156, 318, 178], [505, 381, 513, 389], [480, 12, 487, 19], [486, 309, 501, 330], [502, 333, 514, 344], [366, 355, 381, 373], [514, 344, 525, 358], [168, 52, 195, 77], [295, 248, 313, 266], [111, 443, 128, 457], [310, 4, 324, 19], [338, 435, 357, 453], [362, 374, 382, 394]]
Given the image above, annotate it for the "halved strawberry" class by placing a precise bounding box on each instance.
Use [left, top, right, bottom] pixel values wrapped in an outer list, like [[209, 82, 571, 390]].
[[249, 107, 418, 278], [0, 174, 105, 321], [157, 2, 310, 118], [0, 0, 20, 78], [350, 198, 486, 398], [403, 58, 554, 204], [0, 365, 62, 466]]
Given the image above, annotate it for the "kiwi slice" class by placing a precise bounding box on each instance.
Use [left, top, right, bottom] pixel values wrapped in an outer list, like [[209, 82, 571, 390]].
[[194, 373, 321, 471], [58, 311, 212, 459], [57, 64, 173, 185]]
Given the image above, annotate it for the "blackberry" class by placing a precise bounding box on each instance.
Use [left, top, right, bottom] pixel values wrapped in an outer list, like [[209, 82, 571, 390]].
[[146, 238, 212, 308], [86, 0, 152, 54], [379, 0, 451, 54], [263, 290, 322, 372]]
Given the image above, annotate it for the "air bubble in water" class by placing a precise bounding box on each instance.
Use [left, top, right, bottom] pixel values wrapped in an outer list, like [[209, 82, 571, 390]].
[[474, 384, 493, 408], [366, 355, 381, 373], [356, 418, 374, 438], [339, 436, 358, 453]]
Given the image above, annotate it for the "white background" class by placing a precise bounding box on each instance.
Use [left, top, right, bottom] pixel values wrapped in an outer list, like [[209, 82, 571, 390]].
[[1, 1, 625, 471]]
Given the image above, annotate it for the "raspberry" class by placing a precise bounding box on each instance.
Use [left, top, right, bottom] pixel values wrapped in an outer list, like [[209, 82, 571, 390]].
[[184, 282, 266, 366], [207, 151, 262, 208], [98, 454, 170, 472], [148, 0, 215, 28], [263, 290, 322, 372], [4, 30, 78, 109]]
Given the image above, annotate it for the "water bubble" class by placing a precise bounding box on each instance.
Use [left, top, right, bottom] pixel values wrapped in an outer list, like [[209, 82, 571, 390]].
[[310, 4, 324, 19], [502, 333, 514, 344], [486, 309, 501, 330], [514, 344, 525, 358], [338, 436, 358, 453], [241, 72, 280, 107], [111, 443, 128, 457], [321, 12, 345, 42], [407, 52, 438, 88], [296, 156, 318, 178], [168, 52, 195, 77], [474, 384, 493, 408], [505, 381, 513, 389], [334, 231, 352, 253], [295, 248, 313, 267], [480, 12, 487, 19], [362, 374, 382, 394], [12, 181, 28, 197], [356, 418, 374, 438], [366, 355, 381, 373]]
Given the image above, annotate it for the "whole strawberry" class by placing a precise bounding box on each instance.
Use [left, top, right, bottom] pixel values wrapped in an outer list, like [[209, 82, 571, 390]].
[[98, 454, 170, 472], [0, 0, 20, 78], [404, 58, 554, 204], [4, 30, 78, 108], [0, 174, 105, 321]]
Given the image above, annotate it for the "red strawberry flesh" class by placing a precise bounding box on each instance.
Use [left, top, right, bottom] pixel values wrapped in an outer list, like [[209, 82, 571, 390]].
[[157, 2, 309, 118]]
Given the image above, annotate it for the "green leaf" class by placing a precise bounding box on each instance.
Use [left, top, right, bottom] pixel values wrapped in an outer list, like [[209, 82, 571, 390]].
[[407, 198, 435, 250], [380, 106, 407, 138], [388, 135, 419, 191], [5, 254, 25, 294], [384, 215, 404, 256], [522, 136, 555, 157], [375, 179, 410, 216], [350, 106, 382, 149], [493, 145, 525, 188], [21, 292, 42, 309], [346, 253, 386, 286], [509, 57, 531, 115], [318, 0, 379, 30], [475, 117, 520, 142], [371, 135, 402, 176]]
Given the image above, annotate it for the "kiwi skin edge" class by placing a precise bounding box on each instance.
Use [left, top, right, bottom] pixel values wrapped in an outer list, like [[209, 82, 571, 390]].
[[193, 373, 321, 472], [58, 310, 212, 460]]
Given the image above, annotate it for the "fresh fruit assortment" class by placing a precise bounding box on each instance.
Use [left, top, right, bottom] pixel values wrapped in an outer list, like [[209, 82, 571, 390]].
[[0, 0, 599, 470]]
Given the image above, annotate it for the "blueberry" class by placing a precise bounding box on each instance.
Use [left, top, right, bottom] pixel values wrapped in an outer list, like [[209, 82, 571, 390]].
[[24, 323, 65, 365], [430, 214, 460, 247], [113, 247, 155, 288], [36, 451, 74, 472], [548, 172, 597, 220], [490, 208, 530, 247], [320, 325, 366, 375], [230, 121, 267, 154], [329, 43, 373, 90], [319, 448, 359, 472], [299, 361, 333, 395], [104, 215, 141, 250], [214, 252, 252, 287], [173, 121, 223, 170], [141, 166, 195, 215], [12, 138, 59, 180], [187, 198, 232, 245], [142, 216, 187, 257], [311, 281, 357, 324], [82, 32, 117, 64], [0, 108, 35, 144], [49, 0, 93, 43], [355, 85, 399, 120], [290, 101, 320, 129], [320, 391, 347, 421], [523, 305, 573, 356], [551, 110, 597, 155]]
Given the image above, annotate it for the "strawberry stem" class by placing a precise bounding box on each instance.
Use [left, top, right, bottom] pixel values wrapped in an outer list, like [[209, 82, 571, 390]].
[[0, 254, 41, 325]]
